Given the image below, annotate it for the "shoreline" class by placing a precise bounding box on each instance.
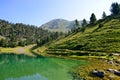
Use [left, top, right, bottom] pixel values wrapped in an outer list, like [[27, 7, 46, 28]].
[[1, 46, 120, 80], [40, 53, 120, 80]]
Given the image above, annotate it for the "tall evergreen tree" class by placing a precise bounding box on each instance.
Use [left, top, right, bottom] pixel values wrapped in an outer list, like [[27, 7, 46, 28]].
[[82, 19, 87, 27], [71, 19, 79, 32], [110, 2, 120, 15], [102, 11, 107, 19], [75, 19, 79, 27], [90, 13, 97, 24]]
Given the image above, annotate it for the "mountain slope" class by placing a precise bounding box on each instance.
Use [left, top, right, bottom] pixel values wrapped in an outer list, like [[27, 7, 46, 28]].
[[0, 19, 56, 47], [41, 19, 71, 33], [41, 19, 84, 33], [46, 16, 120, 54]]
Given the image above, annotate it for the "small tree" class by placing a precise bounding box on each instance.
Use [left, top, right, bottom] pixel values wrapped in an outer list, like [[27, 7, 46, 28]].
[[98, 23, 103, 28], [90, 13, 97, 24], [80, 27, 85, 32], [102, 11, 107, 19], [75, 19, 79, 27], [71, 19, 79, 32], [0, 38, 6, 47], [110, 2, 120, 15], [82, 19, 87, 27]]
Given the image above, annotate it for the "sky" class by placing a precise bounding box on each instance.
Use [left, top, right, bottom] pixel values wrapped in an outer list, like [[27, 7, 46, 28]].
[[0, 0, 120, 26]]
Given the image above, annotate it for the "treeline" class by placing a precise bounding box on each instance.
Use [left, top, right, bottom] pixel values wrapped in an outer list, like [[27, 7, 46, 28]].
[[68, 2, 120, 34], [0, 20, 64, 47]]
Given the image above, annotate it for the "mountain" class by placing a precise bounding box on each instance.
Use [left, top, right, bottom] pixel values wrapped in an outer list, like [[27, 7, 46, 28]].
[[40, 19, 71, 33], [40, 19, 84, 33], [45, 15, 120, 55]]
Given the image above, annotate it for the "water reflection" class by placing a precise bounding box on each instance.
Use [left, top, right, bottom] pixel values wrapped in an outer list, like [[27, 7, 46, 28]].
[[6, 73, 48, 80], [0, 53, 86, 80]]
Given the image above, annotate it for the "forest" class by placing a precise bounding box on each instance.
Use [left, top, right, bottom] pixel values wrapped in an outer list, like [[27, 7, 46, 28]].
[[0, 20, 64, 47]]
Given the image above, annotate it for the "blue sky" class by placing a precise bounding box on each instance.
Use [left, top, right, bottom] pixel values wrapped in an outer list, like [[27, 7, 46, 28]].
[[0, 0, 120, 26]]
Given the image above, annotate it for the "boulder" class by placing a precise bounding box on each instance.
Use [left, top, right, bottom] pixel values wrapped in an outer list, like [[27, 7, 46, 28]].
[[107, 60, 114, 64], [92, 70, 104, 78], [114, 70, 120, 76], [107, 68, 120, 76]]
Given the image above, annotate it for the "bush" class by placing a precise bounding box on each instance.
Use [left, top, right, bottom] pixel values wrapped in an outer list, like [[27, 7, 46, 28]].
[[99, 24, 104, 28]]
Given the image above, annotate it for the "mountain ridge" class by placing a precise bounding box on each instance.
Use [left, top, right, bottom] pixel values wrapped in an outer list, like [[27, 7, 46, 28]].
[[40, 18, 84, 33]]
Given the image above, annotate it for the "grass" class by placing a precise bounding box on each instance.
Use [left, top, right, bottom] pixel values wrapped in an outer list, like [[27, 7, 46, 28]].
[[0, 44, 35, 57], [73, 58, 120, 80], [46, 17, 120, 54], [33, 46, 47, 56]]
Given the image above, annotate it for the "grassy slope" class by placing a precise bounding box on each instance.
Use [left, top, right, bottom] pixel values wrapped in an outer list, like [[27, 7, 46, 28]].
[[46, 17, 120, 55]]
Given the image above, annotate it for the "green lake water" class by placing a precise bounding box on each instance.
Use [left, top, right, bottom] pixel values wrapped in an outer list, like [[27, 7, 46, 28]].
[[0, 54, 87, 80]]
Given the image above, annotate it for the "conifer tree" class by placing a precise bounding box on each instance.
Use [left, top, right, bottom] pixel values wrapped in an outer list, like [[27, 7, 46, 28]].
[[82, 19, 87, 27], [110, 2, 120, 15], [102, 11, 107, 19], [90, 13, 97, 24]]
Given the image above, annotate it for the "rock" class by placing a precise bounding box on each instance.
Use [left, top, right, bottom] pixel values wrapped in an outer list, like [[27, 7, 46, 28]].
[[107, 68, 115, 73], [108, 75, 114, 79], [115, 64, 119, 66], [92, 70, 104, 78], [114, 70, 120, 76], [107, 60, 114, 64], [107, 68, 120, 76]]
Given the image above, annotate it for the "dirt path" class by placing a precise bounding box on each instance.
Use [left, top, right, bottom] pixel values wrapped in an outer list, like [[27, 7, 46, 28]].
[[0, 44, 36, 57]]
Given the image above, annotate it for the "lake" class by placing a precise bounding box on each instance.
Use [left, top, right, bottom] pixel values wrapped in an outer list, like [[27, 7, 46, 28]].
[[0, 53, 87, 80]]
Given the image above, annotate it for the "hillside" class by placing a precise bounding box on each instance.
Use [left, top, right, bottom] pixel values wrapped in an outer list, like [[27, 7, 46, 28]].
[[0, 19, 62, 47], [40, 19, 83, 33], [45, 16, 120, 55], [41, 19, 71, 33]]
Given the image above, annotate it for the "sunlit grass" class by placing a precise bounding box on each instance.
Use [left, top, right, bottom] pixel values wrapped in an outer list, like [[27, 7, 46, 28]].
[[47, 18, 120, 53], [0, 45, 35, 56]]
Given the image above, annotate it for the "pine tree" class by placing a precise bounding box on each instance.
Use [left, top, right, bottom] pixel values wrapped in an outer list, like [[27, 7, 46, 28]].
[[90, 13, 97, 24], [82, 19, 87, 27], [102, 11, 107, 19], [75, 19, 79, 27], [71, 19, 80, 32], [110, 2, 120, 15]]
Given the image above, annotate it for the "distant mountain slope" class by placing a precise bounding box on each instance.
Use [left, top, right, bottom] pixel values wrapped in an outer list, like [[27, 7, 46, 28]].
[[40, 19, 71, 33], [40, 19, 84, 33], [46, 16, 120, 53]]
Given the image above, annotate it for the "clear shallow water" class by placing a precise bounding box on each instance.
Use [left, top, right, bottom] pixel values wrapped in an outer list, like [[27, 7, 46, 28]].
[[6, 73, 47, 80], [0, 54, 87, 80]]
